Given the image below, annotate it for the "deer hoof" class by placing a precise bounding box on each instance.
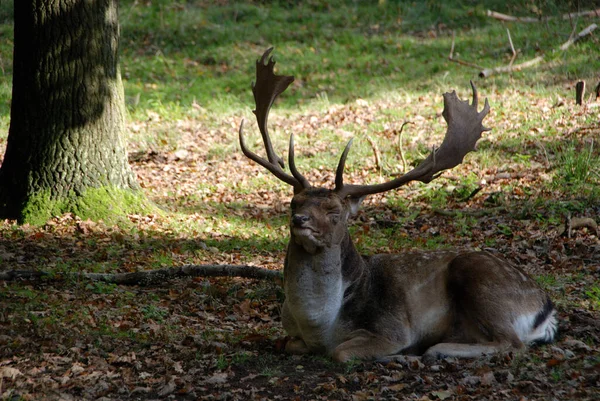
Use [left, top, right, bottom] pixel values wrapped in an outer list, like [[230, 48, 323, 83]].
[[285, 338, 309, 355]]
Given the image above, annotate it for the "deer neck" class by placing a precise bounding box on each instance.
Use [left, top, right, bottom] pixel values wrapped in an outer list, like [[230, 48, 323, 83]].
[[284, 230, 365, 326]]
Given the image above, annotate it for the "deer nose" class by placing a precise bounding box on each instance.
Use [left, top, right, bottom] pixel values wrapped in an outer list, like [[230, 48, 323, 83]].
[[292, 214, 310, 226]]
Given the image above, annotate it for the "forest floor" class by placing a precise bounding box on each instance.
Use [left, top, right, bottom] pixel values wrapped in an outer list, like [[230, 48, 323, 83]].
[[2, 1, 600, 400], [1, 93, 599, 400]]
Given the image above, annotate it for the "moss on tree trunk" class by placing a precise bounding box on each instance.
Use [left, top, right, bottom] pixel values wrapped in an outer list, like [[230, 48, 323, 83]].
[[0, 0, 151, 224]]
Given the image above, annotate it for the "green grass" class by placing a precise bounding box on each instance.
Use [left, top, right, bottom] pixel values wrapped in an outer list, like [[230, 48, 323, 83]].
[[586, 286, 600, 311], [117, 0, 597, 115], [1, 1, 598, 125], [550, 139, 600, 198], [1, 0, 599, 245]]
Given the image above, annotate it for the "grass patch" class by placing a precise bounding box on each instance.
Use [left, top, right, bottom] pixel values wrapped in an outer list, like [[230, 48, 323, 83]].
[[550, 139, 600, 199], [19, 186, 159, 226], [586, 286, 600, 311]]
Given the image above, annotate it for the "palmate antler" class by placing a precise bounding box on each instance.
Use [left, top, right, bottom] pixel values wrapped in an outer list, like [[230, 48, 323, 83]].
[[240, 48, 491, 198], [238, 48, 310, 194], [335, 81, 490, 199]]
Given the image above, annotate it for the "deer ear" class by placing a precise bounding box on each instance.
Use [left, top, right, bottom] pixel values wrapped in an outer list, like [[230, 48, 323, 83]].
[[347, 195, 365, 216]]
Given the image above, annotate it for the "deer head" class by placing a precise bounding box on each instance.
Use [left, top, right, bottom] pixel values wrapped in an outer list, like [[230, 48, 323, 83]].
[[239, 48, 490, 253]]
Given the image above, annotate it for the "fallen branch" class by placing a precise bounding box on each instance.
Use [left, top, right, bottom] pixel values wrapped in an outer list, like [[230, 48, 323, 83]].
[[486, 9, 600, 23], [434, 206, 507, 217], [0, 264, 283, 285], [486, 10, 541, 23], [559, 23, 598, 51], [479, 23, 597, 78], [558, 216, 599, 238], [479, 56, 545, 78]]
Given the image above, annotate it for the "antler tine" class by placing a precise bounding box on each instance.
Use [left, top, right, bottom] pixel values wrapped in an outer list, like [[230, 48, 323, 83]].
[[239, 48, 311, 194], [470, 80, 478, 109], [239, 119, 304, 191], [336, 83, 490, 199], [334, 139, 354, 192], [289, 133, 311, 189]]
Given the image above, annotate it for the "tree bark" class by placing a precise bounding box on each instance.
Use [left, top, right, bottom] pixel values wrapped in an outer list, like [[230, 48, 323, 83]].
[[0, 0, 139, 221]]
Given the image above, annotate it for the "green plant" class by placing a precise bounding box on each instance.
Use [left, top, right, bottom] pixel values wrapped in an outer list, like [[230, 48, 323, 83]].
[[585, 286, 600, 311], [142, 304, 168, 322], [497, 224, 513, 237], [551, 140, 600, 198], [150, 251, 174, 268], [232, 351, 252, 366], [344, 357, 362, 373], [215, 354, 229, 370], [536, 274, 557, 288], [86, 282, 118, 295], [550, 367, 563, 383]]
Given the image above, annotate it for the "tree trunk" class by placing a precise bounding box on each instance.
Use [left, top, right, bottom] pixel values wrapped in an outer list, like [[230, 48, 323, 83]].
[[0, 0, 142, 223]]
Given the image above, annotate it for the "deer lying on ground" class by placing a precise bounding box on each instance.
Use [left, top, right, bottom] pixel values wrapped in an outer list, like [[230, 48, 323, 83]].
[[238, 48, 557, 363]]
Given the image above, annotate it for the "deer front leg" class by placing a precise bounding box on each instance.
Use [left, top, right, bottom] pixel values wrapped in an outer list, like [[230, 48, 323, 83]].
[[281, 301, 312, 355], [285, 337, 310, 355], [332, 329, 406, 363]]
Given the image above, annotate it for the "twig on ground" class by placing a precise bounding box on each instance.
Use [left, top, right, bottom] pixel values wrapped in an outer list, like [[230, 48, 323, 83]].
[[447, 31, 485, 70], [486, 10, 540, 23], [0, 264, 283, 285], [576, 80, 586, 105], [558, 216, 599, 238], [486, 9, 600, 23], [506, 28, 517, 66], [479, 24, 597, 78], [559, 23, 598, 51], [433, 206, 506, 217], [396, 121, 413, 174], [479, 56, 545, 78], [366, 137, 382, 172]]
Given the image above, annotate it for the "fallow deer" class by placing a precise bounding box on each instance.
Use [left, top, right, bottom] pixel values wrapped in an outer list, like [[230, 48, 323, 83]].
[[238, 48, 557, 363]]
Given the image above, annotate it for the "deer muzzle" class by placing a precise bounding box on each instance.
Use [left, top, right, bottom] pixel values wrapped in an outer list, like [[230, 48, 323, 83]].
[[292, 214, 310, 227]]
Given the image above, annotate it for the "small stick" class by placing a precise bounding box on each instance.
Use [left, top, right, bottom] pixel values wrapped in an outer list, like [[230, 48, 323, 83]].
[[396, 121, 413, 173], [486, 10, 540, 23], [367, 137, 382, 172], [506, 28, 517, 67], [486, 9, 600, 23], [448, 31, 485, 70], [480, 24, 597, 78], [560, 23, 597, 51], [576, 81, 586, 105]]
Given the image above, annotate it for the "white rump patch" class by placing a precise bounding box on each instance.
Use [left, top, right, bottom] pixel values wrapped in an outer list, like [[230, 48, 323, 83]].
[[513, 309, 558, 344]]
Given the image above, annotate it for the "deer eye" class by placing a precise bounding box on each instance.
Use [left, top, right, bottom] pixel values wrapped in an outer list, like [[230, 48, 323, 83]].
[[327, 211, 340, 224]]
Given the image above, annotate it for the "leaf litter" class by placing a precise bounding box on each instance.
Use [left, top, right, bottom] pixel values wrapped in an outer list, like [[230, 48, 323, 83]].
[[1, 89, 600, 400]]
